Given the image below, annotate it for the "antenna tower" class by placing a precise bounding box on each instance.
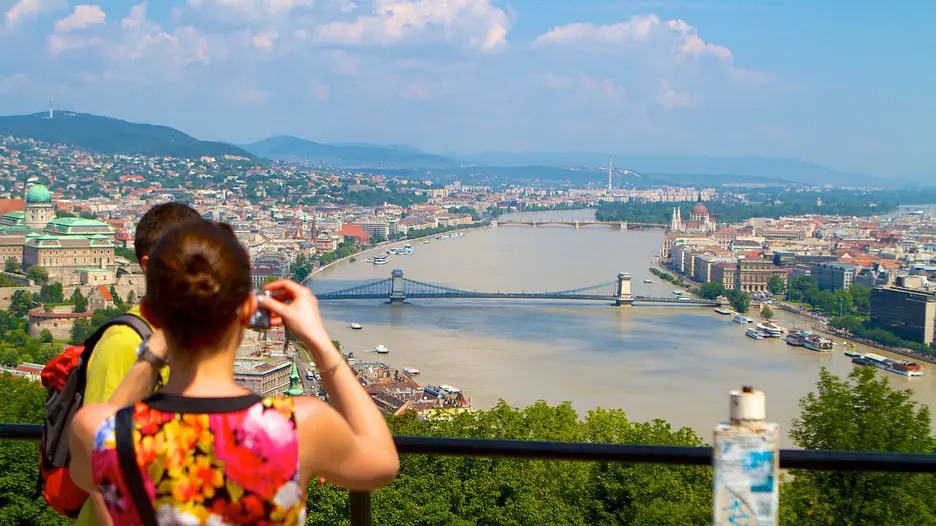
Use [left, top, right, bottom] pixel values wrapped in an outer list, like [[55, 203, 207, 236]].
[[608, 158, 613, 192]]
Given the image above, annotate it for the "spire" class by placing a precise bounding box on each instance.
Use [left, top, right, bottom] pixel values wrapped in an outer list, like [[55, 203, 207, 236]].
[[285, 351, 304, 396]]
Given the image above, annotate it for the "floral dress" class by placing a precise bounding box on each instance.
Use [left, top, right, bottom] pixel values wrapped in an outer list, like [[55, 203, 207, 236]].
[[92, 393, 306, 525]]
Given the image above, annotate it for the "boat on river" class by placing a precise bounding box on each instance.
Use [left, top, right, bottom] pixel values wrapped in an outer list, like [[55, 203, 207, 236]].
[[373, 344, 390, 354], [733, 314, 753, 324], [714, 308, 733, 315], [844, 350, 862, 358], [756, 321, 785, 337], [673, 290, 684, 295], [350, 322, 363, 330], [804, 334, 833, 352], [403, 367, 420, 376], [785, 330, 807, 347], [746, 328, 765, 340], [862, 353, 924, 377], [644, 279, 654, 284]]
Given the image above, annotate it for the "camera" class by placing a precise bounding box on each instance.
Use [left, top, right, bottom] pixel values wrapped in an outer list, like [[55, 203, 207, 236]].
[[248, 289, 272, 330]]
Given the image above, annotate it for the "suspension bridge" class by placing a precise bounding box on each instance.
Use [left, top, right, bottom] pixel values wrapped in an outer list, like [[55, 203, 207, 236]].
[[313, 270, 721, 307], [491, 220, 667, 230]]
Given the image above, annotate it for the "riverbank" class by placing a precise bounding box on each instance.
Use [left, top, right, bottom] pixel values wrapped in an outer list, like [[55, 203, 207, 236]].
[[305, 222, 491, 282]]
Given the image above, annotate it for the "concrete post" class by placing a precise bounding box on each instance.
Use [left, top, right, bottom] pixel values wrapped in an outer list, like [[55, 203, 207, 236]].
[[713, 386, 779, 526], [390, 269, 406, 303], [615, 272, 633, 306]]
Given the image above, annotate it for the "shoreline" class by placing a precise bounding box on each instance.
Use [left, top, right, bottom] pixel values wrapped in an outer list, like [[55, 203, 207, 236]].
[[304, 223, 491, 283]]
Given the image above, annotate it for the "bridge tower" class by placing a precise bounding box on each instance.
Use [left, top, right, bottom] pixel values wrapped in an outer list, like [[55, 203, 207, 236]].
[[616, 272, 633, 306], [390, 269, 406, 303], [619, 221, 628, 230]]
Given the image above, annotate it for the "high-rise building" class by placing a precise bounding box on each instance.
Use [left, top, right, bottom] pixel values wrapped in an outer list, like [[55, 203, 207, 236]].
[[812, 262, 856, 291], [870, 286, 936, 345]]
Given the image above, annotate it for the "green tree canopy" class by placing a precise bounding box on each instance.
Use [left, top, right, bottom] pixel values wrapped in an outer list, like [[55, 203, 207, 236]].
[[761, 305, 774, 319], [26, 266, 49, 286], [4, 258, 20, 274], [290, 252, 313, 283], [698, 282, 725, 300], [781, 367, 936, 525], [768, 275, 785, 295], [726, 289, 751, 313], [70, 287, 88, 313], [9, 289, 34, 317]]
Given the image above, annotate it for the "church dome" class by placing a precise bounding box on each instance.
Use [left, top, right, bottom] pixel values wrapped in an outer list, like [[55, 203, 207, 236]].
[[26, 184, 52, 204], [691, 202, 709, 217]]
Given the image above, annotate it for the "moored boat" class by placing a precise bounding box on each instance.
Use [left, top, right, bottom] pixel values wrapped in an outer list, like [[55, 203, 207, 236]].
[[803, 334, 833, 352], [643, 279, 654, 284], [733, 314, 753, 324], [844, 350, 861, 358], [403, 367, 420, 376], [746, 328, 765, 340], [350, 322, 363, 330], [785, 331, 806, 347], [756, 321, 785, 337], [714, 308, 733, 315], [863, 353, 924, 376], [373, 344, 390, 354], [673, 290, 684, 295]]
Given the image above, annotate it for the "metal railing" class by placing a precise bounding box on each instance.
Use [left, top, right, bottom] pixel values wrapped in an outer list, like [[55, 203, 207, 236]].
[[2, 424, 935, 525]]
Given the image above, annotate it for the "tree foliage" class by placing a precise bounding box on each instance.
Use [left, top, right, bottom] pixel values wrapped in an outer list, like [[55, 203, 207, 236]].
[[768, 275, 785, 295], [290, 252, 314, 283], [37, 283, 64, 305], [26, 266, 48, 286], [725, 289, 750, 314], [782, 367, 936, 525], [761, 305, 774, 320], [9, 290, 33, 318], [3, 258, 20, 274], [0, 374, 71, 525], [70, 287, 88, 313], [305, 401, 712, 525], [698, 282, 725, 300]]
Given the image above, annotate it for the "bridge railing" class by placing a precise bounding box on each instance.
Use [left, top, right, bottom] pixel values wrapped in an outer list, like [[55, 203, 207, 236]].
[[2, 424, 934, 525]]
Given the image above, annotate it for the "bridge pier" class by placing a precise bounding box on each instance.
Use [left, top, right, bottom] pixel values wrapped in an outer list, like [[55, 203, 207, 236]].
[[574, 222, 580, 229], [615, 272, 633, 306], [532, 221, 537, 228], [390, 269, 406, 303], [619, 221, 628, 231]]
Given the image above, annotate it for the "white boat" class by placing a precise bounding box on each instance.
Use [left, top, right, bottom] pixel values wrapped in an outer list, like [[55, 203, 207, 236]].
[[643, 279, 654, 284], [350, 323, 363, 330], [862, 353, 924, 377], [714, 308, 733, 315], [745, 328, 764, 340], [733, 314, 753, 324], [404, 244, 412, 249], [373, 344, 390, 354], [673, 290, 684, 295], [803, 334, 833, 352], [403, 367, 420, 376], [756, 322, 785, 337], [423, 241, 430, 244], [373, 254, 389, 265]]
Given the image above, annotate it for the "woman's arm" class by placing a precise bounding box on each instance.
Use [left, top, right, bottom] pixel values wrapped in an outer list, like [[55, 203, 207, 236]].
[[107, 330, 168, 407], [261, 281, 399, 489], [68, 404, 117, 492]]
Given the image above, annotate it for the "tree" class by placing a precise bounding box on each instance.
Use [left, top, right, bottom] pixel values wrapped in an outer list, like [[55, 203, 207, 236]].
[[782, 368, 936, 525], [39, 329, 53, 343], [0, 374, 71, 525], [698, 282, 725, 300], [126, 289, 137, 306], [726, 289, 750, 314], [110, 285, 123, 308], [9, 290, 33, 317], [761, 305, 774, 319], [69, 318, 95, 344], [290, 252, 313, 283], [370, 232, 386, 245], [70, 287, 88, 313], [115, 246, 139, 263], [850, 285, 871, 315], [4, 258, 20, 274], [26, 266, 48, 286], [768, 275, 785, 295], [38, 283, 64, 304]]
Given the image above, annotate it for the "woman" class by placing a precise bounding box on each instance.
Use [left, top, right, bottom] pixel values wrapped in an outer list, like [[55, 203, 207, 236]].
[[68, 221, 399, 525]]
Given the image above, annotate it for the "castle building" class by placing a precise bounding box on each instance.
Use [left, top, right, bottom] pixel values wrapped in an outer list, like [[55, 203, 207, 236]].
[[0, 184, 117, 283]]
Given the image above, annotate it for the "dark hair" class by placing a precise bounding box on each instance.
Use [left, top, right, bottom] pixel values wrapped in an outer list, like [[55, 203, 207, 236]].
[[146, 220, 251, 348], [134, 202, 202, 262]]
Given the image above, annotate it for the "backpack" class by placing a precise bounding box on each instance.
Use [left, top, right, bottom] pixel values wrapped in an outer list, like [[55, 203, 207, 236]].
[[38, 313, 153, 518]]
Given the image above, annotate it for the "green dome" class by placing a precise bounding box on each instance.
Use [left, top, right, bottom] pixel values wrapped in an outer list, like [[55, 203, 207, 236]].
[[26, 184, 52, 204]]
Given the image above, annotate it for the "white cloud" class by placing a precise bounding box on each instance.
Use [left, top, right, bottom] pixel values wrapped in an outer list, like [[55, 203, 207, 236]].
[[4, 0, 65, 26], [55, 4, 106, 32], [186, 0, 315, 16], [531, 73, 626, 104], [111, 4, 214, 67], [533, 14, 731, 62], [252, 28, 279, 49], [311, 81, 330, 101], [0, 73, 28, 94], [657, 78, 690, 108], [314, 0, 510, 51]]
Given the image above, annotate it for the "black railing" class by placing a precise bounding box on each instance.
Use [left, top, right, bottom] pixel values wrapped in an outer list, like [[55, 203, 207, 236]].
[[3, 425, 935, 526]]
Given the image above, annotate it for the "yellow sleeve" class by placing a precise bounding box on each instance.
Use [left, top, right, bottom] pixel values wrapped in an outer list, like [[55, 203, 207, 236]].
[[83, 326, 144, 405]]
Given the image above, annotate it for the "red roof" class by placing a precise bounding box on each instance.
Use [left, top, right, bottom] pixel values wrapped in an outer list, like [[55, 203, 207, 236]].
[[0, 199, 24, 215], [97, 285, 114, 301], [337, 225, 372, 240]]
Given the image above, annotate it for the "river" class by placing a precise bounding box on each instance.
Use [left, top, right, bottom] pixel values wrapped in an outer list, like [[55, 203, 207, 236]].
[[308, 209, 936, 446]]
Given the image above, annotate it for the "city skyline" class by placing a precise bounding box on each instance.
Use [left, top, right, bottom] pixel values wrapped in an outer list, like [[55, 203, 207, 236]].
[[0, 1, 933, 179]]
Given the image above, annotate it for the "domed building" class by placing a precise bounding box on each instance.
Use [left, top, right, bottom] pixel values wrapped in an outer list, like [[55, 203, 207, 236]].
[[670, 200, 716, 235], [0, 184, 116, 284]]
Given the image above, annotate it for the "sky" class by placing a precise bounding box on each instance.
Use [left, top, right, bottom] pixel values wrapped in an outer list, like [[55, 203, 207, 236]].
[[0, 0, 933, 178]]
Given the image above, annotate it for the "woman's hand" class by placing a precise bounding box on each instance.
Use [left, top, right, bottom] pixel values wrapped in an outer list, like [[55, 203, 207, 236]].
[[261, 280, 329, 347]]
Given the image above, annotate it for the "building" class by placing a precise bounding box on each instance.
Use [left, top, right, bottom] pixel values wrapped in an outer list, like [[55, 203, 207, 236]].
[[670, 202, 716, 235], [233, 359, 292, 398], [870, 286, 936, 345], [0, 185, 117, 282], [735, 256, 787, 293], [438, 214, 474, 227], [351, 222, 390, 240], [27, 307, 93, 340], [712, 262, 737, 290], [336, 224, 372, 245], [812, 262, 857, 291]]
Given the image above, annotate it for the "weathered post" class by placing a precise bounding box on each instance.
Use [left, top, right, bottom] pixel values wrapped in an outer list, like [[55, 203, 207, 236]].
[[713, 386, 779, 526]]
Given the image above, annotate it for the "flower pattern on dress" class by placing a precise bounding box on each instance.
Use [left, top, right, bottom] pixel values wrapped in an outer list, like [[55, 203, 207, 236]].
[[92, 397, 304, 525]]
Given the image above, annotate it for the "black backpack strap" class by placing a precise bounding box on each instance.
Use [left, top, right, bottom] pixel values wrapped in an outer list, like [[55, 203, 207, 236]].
[[115, 406, 157, 526]]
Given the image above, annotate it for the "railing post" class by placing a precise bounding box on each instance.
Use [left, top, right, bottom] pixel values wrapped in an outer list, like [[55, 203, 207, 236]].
[[713, 386, 779, 526], [350, 491, 372, 526]]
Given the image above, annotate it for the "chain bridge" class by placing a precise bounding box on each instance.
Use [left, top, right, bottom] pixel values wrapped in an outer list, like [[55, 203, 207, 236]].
[[313, 270, 720, 307], [491, 220, 666, 230]]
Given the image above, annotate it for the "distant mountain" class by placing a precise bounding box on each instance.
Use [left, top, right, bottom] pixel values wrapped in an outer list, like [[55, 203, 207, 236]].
[[0, 111, 255, 159], [241, 136, 458, 168], [459, 152, 885, 187]]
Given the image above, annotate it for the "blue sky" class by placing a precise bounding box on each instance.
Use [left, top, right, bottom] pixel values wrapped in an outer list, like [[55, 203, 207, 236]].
[[0, 0, 933, 177]]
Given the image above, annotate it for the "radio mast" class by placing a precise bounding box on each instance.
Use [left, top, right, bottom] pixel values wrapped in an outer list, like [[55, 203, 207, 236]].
[[608, 158, 613, 192]]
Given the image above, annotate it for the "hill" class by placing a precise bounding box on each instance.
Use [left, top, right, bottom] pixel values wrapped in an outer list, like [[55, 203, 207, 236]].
[[458, 152, 885, 187], [0, 112, 255, 159], [242, 136, 458, 168]]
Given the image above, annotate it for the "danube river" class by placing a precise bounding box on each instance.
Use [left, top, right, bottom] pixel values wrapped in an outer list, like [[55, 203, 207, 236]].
[[309, 210, 936, 445]]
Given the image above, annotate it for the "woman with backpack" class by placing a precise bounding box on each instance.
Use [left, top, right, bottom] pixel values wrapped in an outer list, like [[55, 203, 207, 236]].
[[67, 220, 399, 525]]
